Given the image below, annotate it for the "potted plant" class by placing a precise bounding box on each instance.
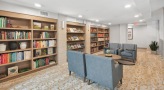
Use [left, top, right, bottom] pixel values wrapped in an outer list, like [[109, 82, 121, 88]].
[[149, 41, 159, 54]]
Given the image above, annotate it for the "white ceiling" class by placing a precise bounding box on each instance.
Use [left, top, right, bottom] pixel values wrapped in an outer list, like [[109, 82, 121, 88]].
[[1, 0, 164, 25]]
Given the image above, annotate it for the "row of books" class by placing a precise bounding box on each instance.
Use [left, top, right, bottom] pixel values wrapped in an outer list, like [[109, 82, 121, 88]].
[[34, 48, 54, 57], [91, 28, 97, 33], [91, 47, 97, 53], [97, 34, 104, 37], [40, 32, 50, 39], [0, 17, 7, 28], [105, 38, 109, 40], [98, 38, 105, 41], [91, 34, 97, 37], [33, 22, 55, 30], [33, 40, 56, 48], [0, 31, 31, 40], [68, 43, 84, 49], [91, 38, 97, 42], [104, 34, 109, 37], [33, 58, 49, 68], [0, 51, 31, 65], [67, 35, 84, 41], [67, 28, 84, 33]]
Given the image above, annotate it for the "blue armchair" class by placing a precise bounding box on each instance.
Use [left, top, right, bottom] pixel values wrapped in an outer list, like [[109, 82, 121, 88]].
[[85, 54, 123, 90], [119, 44, 137, 62], [67, 50, 86, 82], [104, 43, 120, 54]]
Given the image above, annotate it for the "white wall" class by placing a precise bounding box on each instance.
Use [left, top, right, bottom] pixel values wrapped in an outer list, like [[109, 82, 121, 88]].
[[110, 23, 158, 48], [151, 8, 164, 58], [110, 25, 120, 43]]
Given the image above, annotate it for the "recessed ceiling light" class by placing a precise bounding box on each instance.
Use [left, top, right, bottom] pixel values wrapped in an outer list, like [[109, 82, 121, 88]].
[[108, 23, 112, 25], [139, 19, 144, 22], [78, 15, 83, 18], [34, 3, 42, 8], [134, 15, 139, 18], [124, 4, 131, 8], [96, 20, 99, 22]]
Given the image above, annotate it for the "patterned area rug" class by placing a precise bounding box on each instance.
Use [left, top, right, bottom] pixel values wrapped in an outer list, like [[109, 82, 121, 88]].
[[0, 49, 164, 90]]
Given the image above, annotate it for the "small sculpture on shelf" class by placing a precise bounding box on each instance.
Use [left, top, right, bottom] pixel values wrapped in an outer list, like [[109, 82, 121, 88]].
[[20, 42, 27, 49], [9, 41, 18, 50]]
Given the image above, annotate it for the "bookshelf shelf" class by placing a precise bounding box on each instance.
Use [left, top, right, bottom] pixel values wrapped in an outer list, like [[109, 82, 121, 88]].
[[0, 10, 58, 81], [0, 28, 32, 31], [33, 38, 57, 40], [0, 39, 31, 41], [33, 46, 56, 50], [67, 40, 85, 42], [0, 48, 32, 54], [33, 53, 57, 60], [67, 22, 86, 52], [0, 59, 31, 67], [67, 32, 84, 34], [90, 26, 109, 54], [33, 29, 57, 32]]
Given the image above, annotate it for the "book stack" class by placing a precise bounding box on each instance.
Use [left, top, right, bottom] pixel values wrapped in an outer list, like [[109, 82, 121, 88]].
[[98, 38, 104, 41], [0, 17, 7, 28], [67, 43, 84, 50], [0, 51, 31, 65], [40, 32, 50, 38], [67, 28, 83, 33], [0, 31, 31, 40], [33, 40, 56, 48], [67, 35, 84, 41], [33, 58, 50, 68]]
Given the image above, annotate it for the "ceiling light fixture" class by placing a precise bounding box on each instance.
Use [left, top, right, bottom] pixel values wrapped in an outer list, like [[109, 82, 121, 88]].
[[34, 3, 42, 8], [124, 4, 131, 8], [96, 20, 99, 22], [134, 15, 139, 18], [78, 15, 83, 18], [139, 19, 144, 22], [108, 23, 112, 25]]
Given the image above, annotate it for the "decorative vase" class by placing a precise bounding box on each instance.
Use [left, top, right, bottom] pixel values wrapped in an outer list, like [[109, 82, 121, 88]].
[[20, 42, 27, 49], [0, 44, 6, 51], [9, 42, 18, 50]]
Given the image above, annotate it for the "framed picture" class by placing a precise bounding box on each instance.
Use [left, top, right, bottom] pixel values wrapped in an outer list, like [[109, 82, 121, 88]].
[[128, 28, 133, 40], [8, 66, 18, 76]]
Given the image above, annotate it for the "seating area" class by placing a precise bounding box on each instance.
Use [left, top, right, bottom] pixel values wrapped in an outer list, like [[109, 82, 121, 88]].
[[67, 50, 123, 90]]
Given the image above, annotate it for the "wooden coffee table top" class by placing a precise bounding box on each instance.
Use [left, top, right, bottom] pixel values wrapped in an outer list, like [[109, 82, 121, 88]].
[[99, 54, 121, 60]]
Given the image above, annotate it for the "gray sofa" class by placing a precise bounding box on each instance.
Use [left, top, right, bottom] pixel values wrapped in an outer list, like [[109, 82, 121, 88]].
[[104, 43, 120, 55], [119, 44, 137, 62], [85, 54, 123, 90], [67, 50, 86, 82]]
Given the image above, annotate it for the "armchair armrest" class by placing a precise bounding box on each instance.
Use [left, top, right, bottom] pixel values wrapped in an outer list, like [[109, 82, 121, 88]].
[[118, 49, 123, 55]]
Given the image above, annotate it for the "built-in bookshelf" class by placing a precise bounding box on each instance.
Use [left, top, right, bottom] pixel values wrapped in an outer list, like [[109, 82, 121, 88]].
[[0, 10, 58, 81], [90, 26, 109, 54], [67, 22, 86, 52]]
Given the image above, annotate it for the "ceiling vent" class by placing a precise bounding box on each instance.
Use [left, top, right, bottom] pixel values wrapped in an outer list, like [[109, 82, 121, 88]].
[[40, 11, 48, 16]]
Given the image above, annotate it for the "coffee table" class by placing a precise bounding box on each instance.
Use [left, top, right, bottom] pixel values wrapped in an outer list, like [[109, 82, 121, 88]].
[[98, 54, 135, 65], [99, 54, 121, 60]]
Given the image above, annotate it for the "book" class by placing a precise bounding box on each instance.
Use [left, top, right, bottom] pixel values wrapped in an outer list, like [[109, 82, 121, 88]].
[[8, 66, 18, 76], [11, 53, 17, 62], [24, 51, 31, 60], [48, 48, 53, 54], [41, 49, 47, 55], [50, 24, 54, 30], [35, 50, 41, 57], [33, 22, 41, 29]]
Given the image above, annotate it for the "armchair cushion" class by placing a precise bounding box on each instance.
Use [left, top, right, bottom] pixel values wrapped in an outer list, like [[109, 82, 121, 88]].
[[121, 51, 133, 57]]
